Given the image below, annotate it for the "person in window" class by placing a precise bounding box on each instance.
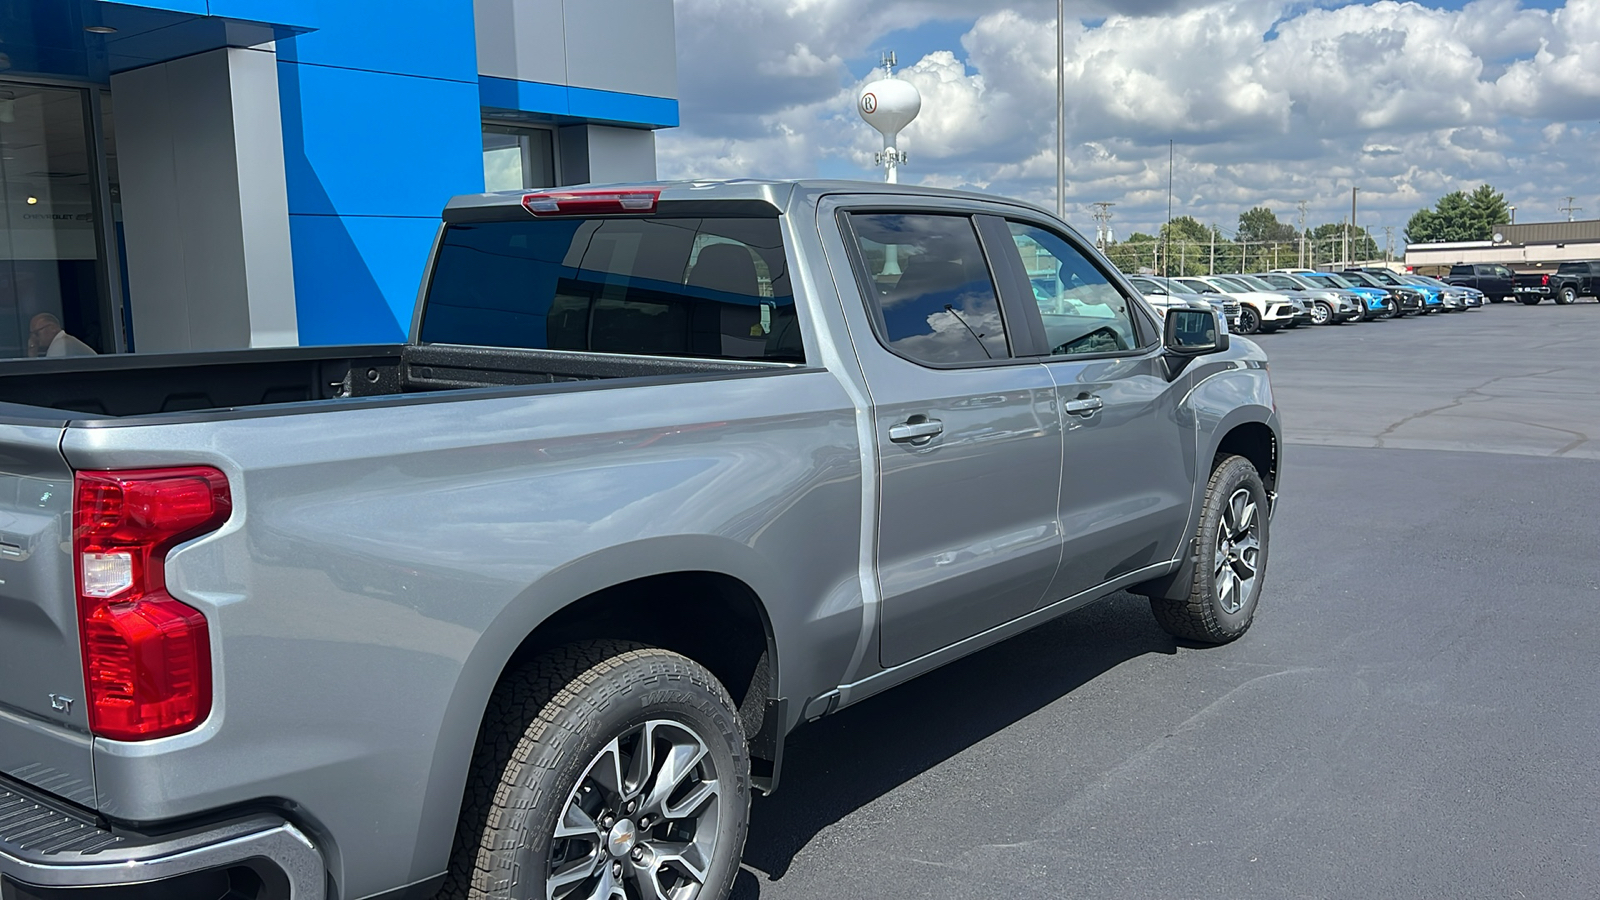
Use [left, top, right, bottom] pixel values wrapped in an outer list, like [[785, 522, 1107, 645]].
[[27, 313, 97, 358]]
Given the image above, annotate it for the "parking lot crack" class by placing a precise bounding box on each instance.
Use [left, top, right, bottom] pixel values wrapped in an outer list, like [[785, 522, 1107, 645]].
[[1373, 368, 1563, 447]]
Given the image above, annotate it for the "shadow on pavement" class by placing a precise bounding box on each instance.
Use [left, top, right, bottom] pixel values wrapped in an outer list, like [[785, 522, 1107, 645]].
[[732, 591, 1179, 898]]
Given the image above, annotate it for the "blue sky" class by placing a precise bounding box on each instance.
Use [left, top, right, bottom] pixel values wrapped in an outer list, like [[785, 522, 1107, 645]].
[[665, 0, 1600, 240]]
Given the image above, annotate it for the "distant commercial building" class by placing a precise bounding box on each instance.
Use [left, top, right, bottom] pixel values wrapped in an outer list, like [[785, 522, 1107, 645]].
[[0, 0, 679, 358], [1404, 219, 1600, 276]]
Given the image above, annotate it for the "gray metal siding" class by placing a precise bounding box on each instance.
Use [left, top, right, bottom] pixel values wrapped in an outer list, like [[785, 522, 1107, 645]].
[[475, 0, 678, 100]]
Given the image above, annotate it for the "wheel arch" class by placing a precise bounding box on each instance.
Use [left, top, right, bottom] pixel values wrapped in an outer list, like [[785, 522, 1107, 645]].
[[1134, 404, 1279, 603], [412, 536, 784, 882]]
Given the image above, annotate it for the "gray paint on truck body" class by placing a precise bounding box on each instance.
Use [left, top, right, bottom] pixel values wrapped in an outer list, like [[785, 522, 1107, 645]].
[[0, 180, 1279, 900]]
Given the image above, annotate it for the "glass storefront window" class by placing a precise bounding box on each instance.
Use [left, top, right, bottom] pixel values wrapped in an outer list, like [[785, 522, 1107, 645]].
[[483, 124, 556, 192], [0, 84, 107, 358]]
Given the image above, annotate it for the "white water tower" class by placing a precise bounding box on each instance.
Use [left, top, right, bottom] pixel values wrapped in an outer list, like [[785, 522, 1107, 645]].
[[858, 52, 921, 184]]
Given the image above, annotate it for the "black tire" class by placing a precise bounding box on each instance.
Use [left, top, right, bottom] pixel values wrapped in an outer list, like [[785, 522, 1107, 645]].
[[442, 642, 750, 900], [1149, 455, 1269, 644], [1311, 301, 1332, 325], [1236, 306, 1261, 335], [1519, 295, 1542, 305], [1557, 286, 1577, 305]]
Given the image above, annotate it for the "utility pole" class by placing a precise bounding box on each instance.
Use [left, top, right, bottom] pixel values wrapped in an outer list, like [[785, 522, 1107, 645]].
[[1090, 202, 1115, 251], [1350, 187, 1359, 263], [1341, 215, 1349, 268], [1560, 196, 1582, 222], [1056, 0, 1066, 220], [1163, 140, 1174, 277], [1297, 200, 1309, 269], [1383, 225, 1395, 262], [1209, 226, 1216, 275]]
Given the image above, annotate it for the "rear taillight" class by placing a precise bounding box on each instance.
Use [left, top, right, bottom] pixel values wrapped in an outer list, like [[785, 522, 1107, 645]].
[[522, 188, 661, 217], [74, 468, 231, 741], [1542, 274, 1550, 286]]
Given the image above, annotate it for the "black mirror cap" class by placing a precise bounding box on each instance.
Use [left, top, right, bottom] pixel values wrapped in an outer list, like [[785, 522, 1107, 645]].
[[1163, 307, 1229, 357]]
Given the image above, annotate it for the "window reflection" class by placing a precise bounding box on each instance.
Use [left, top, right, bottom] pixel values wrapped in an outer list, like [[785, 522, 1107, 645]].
[[849, 213, 1009, 364], [0, 84, 106, 358]]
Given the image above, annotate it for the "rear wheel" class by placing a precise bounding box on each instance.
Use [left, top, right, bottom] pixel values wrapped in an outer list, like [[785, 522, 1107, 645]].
[[1557, 286, 1578, 305], [1519, 295, 1542, 306], [1149, 455, 1269, 644], [442, 642, 750, 900]]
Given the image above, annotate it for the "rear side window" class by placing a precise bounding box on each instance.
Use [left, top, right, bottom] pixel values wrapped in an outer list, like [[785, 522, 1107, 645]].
[[420, 216, 802, 362], [846, 213, 1010, 364]]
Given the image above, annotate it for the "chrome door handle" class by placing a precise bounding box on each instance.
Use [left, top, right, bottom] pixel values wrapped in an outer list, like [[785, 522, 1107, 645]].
[[889, 418, 944, 444], [1063, 396, 1104, 417]]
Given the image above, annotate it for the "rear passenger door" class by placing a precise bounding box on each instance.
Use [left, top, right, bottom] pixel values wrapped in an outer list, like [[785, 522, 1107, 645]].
[[990, 217, 1201, 606], [820, 201, 1065, 668]]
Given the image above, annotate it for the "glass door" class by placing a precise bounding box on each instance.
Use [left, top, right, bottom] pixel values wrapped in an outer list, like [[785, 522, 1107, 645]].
[[0, 83, 109, 359]]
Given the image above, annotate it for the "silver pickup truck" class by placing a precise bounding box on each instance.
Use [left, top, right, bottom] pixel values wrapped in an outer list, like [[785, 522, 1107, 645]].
[[0, 180, 1280, 900]]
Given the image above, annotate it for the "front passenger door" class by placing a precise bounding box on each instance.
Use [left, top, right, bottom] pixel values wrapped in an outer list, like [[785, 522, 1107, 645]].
[[997, 220, 1201, 606]]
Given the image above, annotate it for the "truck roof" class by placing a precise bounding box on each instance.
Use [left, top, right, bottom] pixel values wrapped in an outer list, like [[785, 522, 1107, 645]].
[[443, 178, 1056, 220]]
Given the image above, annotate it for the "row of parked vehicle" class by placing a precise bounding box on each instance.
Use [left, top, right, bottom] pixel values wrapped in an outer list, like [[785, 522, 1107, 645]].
[[1125, 267, 1487, 335], [1446, 261, 1600, 305]]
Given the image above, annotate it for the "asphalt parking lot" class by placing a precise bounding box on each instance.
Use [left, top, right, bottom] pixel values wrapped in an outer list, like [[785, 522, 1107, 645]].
[[735, 302, 1600, 899]]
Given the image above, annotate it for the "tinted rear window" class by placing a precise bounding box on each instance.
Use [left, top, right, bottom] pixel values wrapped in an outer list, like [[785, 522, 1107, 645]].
[[420, 217, 801, 362]]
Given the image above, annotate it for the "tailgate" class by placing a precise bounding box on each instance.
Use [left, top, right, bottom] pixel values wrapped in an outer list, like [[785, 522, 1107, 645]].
[[0, 421, 95, 807]]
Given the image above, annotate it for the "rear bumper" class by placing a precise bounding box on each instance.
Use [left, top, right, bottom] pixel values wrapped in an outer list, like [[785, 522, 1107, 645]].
[[0, 780, 323, 900]]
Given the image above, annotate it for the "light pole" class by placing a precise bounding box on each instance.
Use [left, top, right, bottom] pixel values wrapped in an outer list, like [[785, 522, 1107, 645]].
[[1056, 0, 1065, 219]]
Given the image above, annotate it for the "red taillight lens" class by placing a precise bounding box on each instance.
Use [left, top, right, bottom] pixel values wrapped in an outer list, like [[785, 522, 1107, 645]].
[[74, 467, 231, 741], [1542, 274, 1550, 286], [522, 188, 660, 217]]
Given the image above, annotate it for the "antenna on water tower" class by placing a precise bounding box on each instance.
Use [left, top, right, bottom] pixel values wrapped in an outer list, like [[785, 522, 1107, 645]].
[[858, 51, 922, 185]]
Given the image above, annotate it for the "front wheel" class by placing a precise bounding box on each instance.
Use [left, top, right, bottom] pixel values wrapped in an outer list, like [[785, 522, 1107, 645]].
[[1311, 301, 1332, 325], [1557, 286, 1578, 305], [1149, 455, 1269, 644], [1236, 306, 1261, 335], [442, 642, 750, 900]]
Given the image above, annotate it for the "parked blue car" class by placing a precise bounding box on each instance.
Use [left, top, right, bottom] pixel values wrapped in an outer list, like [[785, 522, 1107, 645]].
[[1300, 272, 1396, 318], [1348, 267, 1450, 312]]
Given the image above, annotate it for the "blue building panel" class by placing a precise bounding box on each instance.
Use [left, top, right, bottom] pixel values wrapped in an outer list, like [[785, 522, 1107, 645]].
[[478, 76, 680, 129], [288, 215, 441, 346], [278, 61, 485, 219], [274, 0, 478, 84], [568, 85, 679, 129]]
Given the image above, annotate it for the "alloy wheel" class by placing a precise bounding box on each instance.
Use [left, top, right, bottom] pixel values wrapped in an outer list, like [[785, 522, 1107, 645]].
[[1311, 302, 1331, 325], [1213, 488, 1260, 615], [548, 720, 724, 900]]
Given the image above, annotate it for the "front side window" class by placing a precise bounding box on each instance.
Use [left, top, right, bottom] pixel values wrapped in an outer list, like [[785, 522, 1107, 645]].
[[421, 216, 801, 362], [847, 213, 1010, 364], [1008, 222, 1139, 356]]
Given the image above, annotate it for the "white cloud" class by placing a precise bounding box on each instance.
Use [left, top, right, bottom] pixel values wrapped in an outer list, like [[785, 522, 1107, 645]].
[[662, 0, 1600, 233]]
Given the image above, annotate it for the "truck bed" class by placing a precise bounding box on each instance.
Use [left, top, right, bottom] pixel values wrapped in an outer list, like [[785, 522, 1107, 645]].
[[0, 344, 782, 420]]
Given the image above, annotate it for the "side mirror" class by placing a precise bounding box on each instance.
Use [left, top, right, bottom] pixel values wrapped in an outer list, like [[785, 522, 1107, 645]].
[[1163, 306, 1228, 356]]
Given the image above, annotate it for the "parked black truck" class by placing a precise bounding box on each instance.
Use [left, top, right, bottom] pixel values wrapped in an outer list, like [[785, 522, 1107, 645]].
[[1445, 263, 1515, 303], [1513, 260, 1600, 305]]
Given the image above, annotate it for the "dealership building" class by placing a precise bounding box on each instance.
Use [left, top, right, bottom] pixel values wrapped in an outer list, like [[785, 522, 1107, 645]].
[[0, 0, 678, 358]]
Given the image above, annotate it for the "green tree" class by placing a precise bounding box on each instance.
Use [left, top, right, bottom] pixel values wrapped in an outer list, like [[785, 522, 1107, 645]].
[[1467, 184, 1510, 236], [1237, 206, 1298, 245], [1104, 232, 1158, 274], [1158, 216, 1219, 276], [1404, 185, 1509, 243], [1306, 223, 1379, 265], [1231, 207, 1299, 272]]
